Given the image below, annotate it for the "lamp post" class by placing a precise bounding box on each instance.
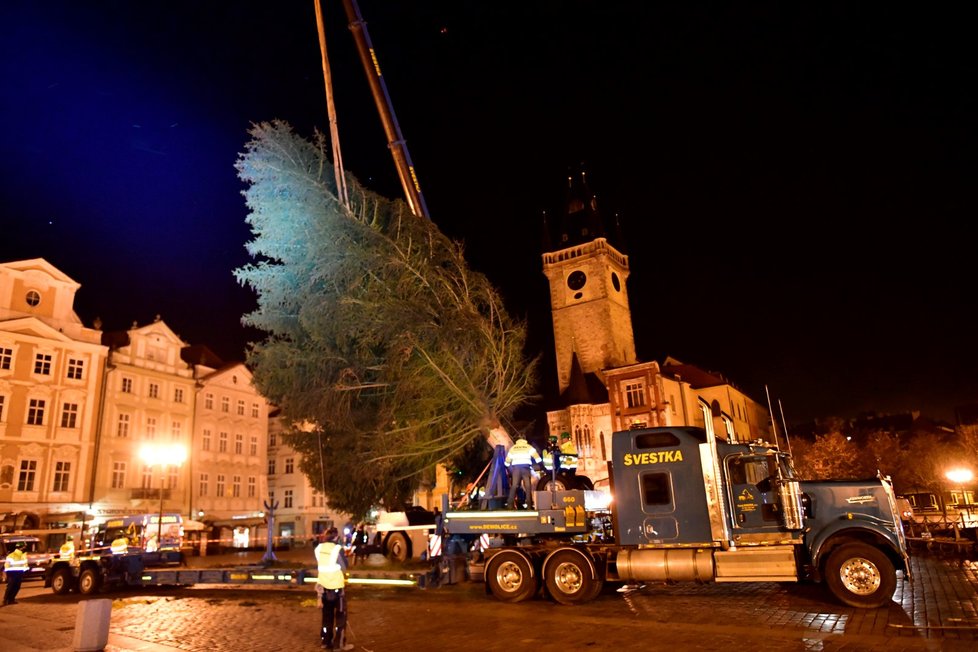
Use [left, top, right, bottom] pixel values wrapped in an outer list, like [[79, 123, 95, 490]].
[[140, 443, 187, 548], [946, 468, 974, 526]]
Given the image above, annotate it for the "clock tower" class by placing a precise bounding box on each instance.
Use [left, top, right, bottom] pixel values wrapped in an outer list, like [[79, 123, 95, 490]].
[[542, 171, 637, 394]]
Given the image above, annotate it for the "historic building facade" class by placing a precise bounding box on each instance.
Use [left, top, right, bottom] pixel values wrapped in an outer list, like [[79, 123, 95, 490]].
[[543, 175, 773, 488], [0, 259, 107, 530]]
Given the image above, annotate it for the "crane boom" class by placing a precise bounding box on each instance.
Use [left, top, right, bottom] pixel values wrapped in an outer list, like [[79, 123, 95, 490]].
[[340, 0, 430, 220]]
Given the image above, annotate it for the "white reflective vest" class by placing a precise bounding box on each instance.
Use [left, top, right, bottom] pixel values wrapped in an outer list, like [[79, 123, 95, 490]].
[[59, 541, 75, 560], [4, 549, 28, 573], [111, 537, 129, 555], [505, 439, 541, 467], [315, 542, 345, 589]]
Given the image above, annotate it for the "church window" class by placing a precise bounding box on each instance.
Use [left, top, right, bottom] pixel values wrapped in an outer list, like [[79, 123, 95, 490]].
[[624, 381, 646, 408]]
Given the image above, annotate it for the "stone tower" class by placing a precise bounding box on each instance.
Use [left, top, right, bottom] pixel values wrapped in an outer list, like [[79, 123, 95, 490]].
[[542, 170, 637, 394]]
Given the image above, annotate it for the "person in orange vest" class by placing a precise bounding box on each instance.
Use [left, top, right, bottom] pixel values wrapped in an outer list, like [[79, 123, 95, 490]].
[[3, 542, 29, 605], [315, 528, 352, 651]]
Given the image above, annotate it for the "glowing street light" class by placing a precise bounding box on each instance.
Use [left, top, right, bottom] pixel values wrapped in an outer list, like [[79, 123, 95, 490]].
[[946, 468, 974, 523], [140, 443, 187, 548]]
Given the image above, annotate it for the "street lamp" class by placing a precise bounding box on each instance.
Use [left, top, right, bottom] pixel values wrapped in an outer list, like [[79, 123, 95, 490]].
[[140, 443, 187, 548], [946, 468, 974, 525]]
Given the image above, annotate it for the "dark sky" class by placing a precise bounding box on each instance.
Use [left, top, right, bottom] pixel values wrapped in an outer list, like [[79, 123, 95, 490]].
[[2, 2, 975, 424]]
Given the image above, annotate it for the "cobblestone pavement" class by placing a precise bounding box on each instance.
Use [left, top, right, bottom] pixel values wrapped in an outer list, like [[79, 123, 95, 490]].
[[1, 552, 976, 652]]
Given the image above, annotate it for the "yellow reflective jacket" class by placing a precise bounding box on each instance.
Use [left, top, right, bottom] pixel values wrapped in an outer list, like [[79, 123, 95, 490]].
[[315, 542, 345, 589]]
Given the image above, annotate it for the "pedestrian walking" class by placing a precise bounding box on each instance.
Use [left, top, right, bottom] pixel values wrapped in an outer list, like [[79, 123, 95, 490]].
[[505, 434, 541, 509], [352, 524, 368, 566], [315, 528, 353, 651], [3, 542, 29, 605]]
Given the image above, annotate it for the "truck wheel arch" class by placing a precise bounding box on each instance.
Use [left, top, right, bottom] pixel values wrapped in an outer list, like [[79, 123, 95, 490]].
[[810, 527, 906, 582]]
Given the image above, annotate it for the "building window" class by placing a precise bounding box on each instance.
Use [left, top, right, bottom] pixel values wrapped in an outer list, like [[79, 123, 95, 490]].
[[219, 431, 228, 453], [171, 421, 181, 441], [285, 458, 294, 474], [142, 465, 153, 489], [202, 429, 211, 451], [61, 402, 79, 428], [0, 395, 5, 422], [284, 489, 294, 508], [234, 433, 243, 454], [199, 473, 209, 497], [25, 289, 41, 306], [670, 394, 677, 415], [247, 476, 256, 498], [269, 431, 277, 447], [251, 403, 259, 418], [269, 490, 275, 503], [17, 459, 37, 491], [216, 474, 226, 497], [67, 358, 84, 380], [236, 400, 245, 416], [146, 417, 157, 439], [232, 475, 241, 497], [121, 376, 133, 393], [0, 347, 11, 370], [112, 462, 127, 489], [27, 398, 45, 425], [268, 459, 276, 475], [250, 435, 258, 456], [174, 387, 184, 403], [221, 397, 230, 413], [34, 353, 52, 375], [148, 383, 159, 399], [117, 413, 130, 437], [52, 461, 70, 492], [205, 393, 214, 409], [168, 466, 178, 489], [624, 381, 646, 409]]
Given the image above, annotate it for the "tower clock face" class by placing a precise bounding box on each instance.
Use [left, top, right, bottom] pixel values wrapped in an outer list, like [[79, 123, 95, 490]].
[[567, 270, 587, 291]]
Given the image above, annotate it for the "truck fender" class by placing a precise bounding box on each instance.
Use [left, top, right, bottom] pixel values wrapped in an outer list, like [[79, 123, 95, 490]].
[[808, 517, 906, 580]]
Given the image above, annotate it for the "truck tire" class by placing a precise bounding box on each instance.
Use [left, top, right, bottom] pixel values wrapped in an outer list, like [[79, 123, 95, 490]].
[[385, 532, 410, 563], [574, 476, 594, 491], [50, 567, 74, 595], [537, 475, 571, 492], [544, 548, 598, 605], [485, 550, 538, 603], [78, 567, 101, 595], [824, 543, 896, 608]]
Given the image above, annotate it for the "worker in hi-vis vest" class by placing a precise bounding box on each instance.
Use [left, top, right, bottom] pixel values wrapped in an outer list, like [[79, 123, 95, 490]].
[[315, 528, 352, 651], [505, 434, 541, 509], [59, 535, 75, 560]]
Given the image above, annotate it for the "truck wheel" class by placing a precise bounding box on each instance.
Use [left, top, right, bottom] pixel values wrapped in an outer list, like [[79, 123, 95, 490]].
[[544, 548, 597, 605], [386, 532, 409, 563], [537, 475, 570, 492], [485, 550, 538, 603], [78, 567, 101, 595], [51, 567, 74, 595], [574, 476, 594, 491], [824, 543, 896, 608]]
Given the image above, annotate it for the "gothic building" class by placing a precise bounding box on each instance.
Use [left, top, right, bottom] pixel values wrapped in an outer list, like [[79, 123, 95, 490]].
[[542, 173, 773, 488]]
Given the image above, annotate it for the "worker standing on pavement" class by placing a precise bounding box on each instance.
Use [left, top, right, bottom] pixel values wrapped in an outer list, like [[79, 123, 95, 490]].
[[315, 527, 353, 651], [559, 431, 578, 477], [59, 535, 75, 560], [505, 434, 542, 509], [3, 542, 29, 606]]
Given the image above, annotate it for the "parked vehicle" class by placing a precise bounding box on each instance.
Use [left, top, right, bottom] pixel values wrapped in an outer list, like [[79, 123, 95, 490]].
[[441, 401, 910, 608]]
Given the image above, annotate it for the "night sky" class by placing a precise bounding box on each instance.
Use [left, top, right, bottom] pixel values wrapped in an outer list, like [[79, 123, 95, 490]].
[[2, 2, 975, 425]]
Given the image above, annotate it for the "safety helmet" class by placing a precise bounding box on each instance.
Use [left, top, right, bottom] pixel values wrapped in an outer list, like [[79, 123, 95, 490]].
[[561, 431, 571, 440]]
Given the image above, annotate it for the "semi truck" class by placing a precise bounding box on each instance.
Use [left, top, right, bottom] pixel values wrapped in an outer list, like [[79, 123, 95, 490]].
[[442, 403, 910, 608]]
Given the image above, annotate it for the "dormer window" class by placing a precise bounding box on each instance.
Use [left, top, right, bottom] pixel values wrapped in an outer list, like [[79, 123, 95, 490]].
[[25, 290, 41, 307]]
